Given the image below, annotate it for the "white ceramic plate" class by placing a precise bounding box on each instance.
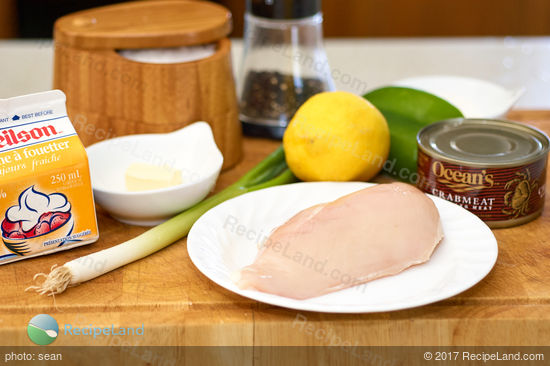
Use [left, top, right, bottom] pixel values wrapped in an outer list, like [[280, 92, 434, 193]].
[[394, 75, 524, 119], [187, 182, 498, 313]]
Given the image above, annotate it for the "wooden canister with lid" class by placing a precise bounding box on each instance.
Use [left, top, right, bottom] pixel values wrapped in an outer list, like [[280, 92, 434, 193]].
[[53, 0, 242, 169]]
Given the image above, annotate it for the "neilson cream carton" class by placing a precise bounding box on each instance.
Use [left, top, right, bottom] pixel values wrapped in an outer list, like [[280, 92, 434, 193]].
[[0, 90, 99, 265]]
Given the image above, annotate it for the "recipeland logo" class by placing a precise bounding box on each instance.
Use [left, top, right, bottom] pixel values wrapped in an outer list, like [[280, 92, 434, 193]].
[[64, 323, 145, 338], [27, 314, 145, 344], [27, 314, 59, 345]]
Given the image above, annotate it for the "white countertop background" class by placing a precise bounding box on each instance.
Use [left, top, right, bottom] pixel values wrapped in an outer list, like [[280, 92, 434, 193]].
[[0, 37, 549, 109]]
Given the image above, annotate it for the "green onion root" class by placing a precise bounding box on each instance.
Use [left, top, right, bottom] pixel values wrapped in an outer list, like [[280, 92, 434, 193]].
[[27, 147, 296, 296]]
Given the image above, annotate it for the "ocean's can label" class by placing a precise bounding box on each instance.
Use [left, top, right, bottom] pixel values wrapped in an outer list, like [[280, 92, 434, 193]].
[[417, 149, 547, 227]]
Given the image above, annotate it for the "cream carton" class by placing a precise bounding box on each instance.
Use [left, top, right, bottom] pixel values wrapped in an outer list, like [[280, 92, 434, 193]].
[[0, 90, 99, 265]]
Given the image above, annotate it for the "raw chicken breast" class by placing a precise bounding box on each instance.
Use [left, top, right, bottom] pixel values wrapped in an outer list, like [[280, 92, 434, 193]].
[[236, 182, 443, 299]]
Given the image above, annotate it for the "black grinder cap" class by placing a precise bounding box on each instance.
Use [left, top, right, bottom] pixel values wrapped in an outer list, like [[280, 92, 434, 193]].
[[249, 0, 321, 19]]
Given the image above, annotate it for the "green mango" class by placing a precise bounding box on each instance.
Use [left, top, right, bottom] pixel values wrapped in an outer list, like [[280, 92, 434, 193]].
[[363, 86, 463, 182]]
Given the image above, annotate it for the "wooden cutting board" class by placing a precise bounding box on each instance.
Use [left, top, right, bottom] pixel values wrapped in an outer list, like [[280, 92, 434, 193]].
[[0, 111, 549, 353]]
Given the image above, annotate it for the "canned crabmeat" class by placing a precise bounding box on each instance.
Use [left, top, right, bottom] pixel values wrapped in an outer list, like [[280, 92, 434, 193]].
[[417, 118, 549, 228]]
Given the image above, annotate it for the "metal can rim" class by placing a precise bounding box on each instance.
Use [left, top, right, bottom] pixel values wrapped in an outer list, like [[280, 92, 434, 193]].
[[417, 118, 550, 168]]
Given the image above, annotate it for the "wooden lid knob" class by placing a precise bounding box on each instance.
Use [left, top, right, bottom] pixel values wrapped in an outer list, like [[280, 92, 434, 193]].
[[54, 0, 232, 50]]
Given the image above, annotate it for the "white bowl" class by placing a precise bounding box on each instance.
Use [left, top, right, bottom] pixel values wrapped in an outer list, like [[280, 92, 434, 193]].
[[393, 75, 524, 118], [86, 122, 223, 226]]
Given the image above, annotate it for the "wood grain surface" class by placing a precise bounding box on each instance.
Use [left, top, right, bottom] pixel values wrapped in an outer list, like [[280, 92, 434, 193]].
[[0, 0, 17, 39], [54, 0, 232, 50], [53, 38, 243, 170], [221, 0, 550, 38], [0, 111, 549, 350]]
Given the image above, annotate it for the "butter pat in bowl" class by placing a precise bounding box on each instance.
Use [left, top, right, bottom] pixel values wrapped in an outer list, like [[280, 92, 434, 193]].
[[87, 122, 223, 226], [125, 163, 183, 192]]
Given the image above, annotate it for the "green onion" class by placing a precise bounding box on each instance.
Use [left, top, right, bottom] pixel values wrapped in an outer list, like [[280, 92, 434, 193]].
[[27, 146, 296, 296]]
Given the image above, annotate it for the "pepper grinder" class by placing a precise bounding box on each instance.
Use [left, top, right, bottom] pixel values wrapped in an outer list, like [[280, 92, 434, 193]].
[[238, 0, 334, 139]]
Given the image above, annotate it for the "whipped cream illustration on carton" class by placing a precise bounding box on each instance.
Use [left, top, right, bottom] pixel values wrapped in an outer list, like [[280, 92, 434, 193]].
[[0, 90, 99, 264]]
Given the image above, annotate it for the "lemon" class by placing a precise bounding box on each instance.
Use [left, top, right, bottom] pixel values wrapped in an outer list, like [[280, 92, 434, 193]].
[[283, 91, 390, 182]]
